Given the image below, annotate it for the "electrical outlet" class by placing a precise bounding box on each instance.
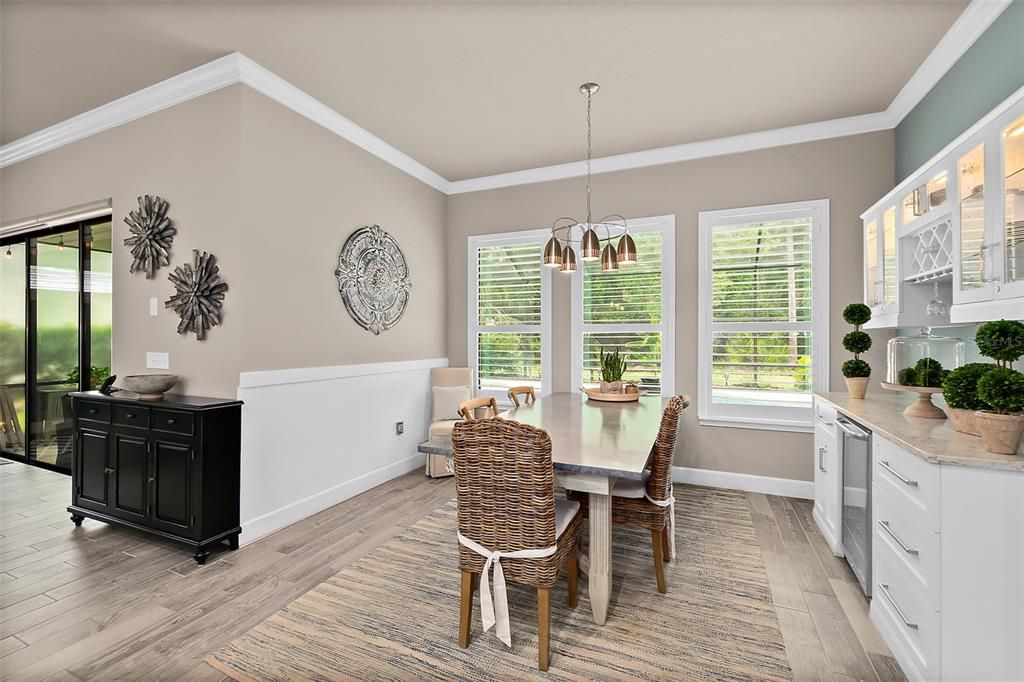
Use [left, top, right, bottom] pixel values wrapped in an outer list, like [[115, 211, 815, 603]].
[[149, 297, 159, 317], [146, 352, 169, 370], [395, 421, 404, 436]]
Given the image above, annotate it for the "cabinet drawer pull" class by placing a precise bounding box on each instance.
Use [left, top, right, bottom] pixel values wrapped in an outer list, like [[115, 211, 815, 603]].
[[878, 583, 918, 629], [167, 418, 176, 424], [148, 476, 156, 483], [818, 447, 826, 473], [879, 460, 918, 487], [88, 408, 97, 415], [126, 413, 135, 419], [879, 520, 918, 555]]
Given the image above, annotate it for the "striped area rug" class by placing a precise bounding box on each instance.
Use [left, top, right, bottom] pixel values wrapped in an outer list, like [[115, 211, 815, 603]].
[[207, 486, 791, 680]]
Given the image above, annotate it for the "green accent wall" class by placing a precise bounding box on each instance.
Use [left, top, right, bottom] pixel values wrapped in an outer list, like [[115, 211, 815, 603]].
[[895, 1, 1024, 181]]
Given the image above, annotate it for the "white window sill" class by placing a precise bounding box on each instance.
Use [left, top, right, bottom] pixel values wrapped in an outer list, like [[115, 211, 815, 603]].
[[697, 416, 813, 434]]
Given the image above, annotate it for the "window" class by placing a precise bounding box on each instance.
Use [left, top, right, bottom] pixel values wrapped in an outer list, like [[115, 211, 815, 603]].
[[698, 200, 829, 432], [572, 215, 675, 395], [468, 231, 551, 401]]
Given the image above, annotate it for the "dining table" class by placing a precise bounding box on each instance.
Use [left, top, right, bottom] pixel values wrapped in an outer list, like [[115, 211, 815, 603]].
[[419, 391, 666, 625]]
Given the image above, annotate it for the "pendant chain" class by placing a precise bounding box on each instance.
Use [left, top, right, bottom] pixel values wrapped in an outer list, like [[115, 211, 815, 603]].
[[586, 89, 592, 226]]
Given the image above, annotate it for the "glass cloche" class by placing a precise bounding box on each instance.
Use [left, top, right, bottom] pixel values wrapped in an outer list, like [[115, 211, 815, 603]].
[[886, 327, 964, 387], [883, 327, 964, 419]]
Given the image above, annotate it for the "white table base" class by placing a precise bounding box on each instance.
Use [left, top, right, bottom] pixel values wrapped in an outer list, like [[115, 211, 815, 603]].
[[557, 472, 614, 625]]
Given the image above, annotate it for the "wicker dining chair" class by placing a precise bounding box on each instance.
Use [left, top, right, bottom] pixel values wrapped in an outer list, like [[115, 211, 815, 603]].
[[457, 396, 500, 421], [452, 418, 582, 670], [506, 386, 537, 408], [569, 395, 688, 593]]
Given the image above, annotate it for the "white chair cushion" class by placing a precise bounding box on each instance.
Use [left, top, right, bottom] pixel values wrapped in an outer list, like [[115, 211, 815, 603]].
[[611, 471, 650, 499], [555, 499, 580, 538], [429, 420, 459, 438], [432, 386, 471, 421]]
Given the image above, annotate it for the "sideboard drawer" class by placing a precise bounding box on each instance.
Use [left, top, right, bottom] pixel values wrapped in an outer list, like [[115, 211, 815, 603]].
[[152, 409, 193, 435], [874, 435, 940, 532], [78, 400, 111, 424], [874, 486, 941, 610], [113, 404, 150, 429], [873, 548, 940, 682]]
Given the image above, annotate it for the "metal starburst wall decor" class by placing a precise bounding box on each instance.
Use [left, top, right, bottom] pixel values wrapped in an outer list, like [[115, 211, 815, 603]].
[[165, 250, 229, 341], [123, 195, 176, 278]]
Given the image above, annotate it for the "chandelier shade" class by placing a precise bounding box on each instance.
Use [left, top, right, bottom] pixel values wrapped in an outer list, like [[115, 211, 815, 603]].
[[543, 236, 563, 267], [560, 245, 578, 273], [542, 82, 636, 274]]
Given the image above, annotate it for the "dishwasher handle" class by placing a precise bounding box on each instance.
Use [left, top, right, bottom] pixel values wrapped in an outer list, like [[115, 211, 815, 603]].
[[836, 415, 871, 440]]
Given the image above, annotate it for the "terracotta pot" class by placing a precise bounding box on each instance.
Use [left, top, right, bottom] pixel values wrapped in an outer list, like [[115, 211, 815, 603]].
[[944, 407, 981, 436], [600, 380, 623, 394], [974, 411, 1024, 455], [845, 377, 869, 400]]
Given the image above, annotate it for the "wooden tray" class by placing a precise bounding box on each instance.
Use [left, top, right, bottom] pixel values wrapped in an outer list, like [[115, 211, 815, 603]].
[[582, 387, 642, 402]]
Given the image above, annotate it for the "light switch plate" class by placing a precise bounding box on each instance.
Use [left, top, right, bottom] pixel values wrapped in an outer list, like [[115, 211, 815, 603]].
[[149, 297, 159, 317], [146, 352, 169, 370]]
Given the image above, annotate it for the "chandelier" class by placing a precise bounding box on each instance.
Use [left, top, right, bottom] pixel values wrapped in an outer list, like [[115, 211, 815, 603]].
[[543, 82, 635, 274]]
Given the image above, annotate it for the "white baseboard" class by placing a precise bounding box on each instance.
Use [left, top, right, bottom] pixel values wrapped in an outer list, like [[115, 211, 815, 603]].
[[240, 452, 424, 545], [673, 466, 814, 500]]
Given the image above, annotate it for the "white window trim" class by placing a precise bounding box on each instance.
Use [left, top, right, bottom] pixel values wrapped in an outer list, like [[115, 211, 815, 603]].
[[697, 199, 830, 433], [467, 229, 553, 406], [570, 214, 676, 396]]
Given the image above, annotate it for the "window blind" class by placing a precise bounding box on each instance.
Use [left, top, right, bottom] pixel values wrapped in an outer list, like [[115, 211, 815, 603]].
[[710, 218, 814, 403], [475, 242, 543, 391], [580, 231, 665, 394]]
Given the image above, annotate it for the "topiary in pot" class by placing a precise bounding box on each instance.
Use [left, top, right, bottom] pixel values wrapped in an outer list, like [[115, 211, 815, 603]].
[[975, 320, 1024, 369], [841, 303, 872, 399], [941, 363, 995, 435], [974, 367, 1024, 454]]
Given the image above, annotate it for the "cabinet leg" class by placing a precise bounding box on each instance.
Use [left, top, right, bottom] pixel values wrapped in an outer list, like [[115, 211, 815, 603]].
[[70, 514, 84, 527], [193, 550, 210, 565], [228, 534, 240, 551]]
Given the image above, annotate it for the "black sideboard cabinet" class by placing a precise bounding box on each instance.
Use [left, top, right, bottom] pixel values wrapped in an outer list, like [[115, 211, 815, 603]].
[[67, 391, 243, 564]]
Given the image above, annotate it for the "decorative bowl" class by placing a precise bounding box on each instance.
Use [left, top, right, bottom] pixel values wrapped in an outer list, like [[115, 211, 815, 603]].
[[122, 374, 179, 401]]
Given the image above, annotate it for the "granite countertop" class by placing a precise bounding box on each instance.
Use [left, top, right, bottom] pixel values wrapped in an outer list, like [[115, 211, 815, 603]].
[[815, 391, 1024, 472]]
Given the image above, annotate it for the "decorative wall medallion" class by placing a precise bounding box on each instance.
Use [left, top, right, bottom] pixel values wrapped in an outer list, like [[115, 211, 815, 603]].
[[165, 250, 228, 341], [123, 195, 176, 279], [335, 225, 410, 335]]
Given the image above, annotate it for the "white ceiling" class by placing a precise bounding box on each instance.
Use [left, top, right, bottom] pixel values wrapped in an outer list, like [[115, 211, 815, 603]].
[[0, 1, 968, 181]]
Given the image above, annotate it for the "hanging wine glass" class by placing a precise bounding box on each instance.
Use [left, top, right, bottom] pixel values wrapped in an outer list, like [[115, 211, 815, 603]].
[[926, 280, 947, 317]]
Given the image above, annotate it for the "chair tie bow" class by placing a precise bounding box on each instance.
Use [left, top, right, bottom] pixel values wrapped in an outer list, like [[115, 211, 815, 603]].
[[644, 486, 676, 561], [457, 533, 556, 647]]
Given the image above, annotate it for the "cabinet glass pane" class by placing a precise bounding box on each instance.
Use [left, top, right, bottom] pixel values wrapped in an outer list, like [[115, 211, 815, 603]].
[[902, 188, 922, 224], [882, 207, 896, 304], [865, 219, 878, 305], [1004, 115, 1024, 284], [926, 171, 948, 212], [960, 144, 985, 291]]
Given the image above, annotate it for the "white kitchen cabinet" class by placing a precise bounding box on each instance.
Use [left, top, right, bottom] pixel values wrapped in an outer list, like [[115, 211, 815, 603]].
[[862, 88, 1024, 327], [868, 434, 1024, 682], [812, 400, 842, 554]]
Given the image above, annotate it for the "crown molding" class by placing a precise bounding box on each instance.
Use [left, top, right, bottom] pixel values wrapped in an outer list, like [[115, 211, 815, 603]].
[[0, 0, 1009, 194], [0, 54, 242, 169], [446, 111, 893, 194], [0, 52, 449, 193], [886, 0, 1013, 125], [235, 55, 448, 192]]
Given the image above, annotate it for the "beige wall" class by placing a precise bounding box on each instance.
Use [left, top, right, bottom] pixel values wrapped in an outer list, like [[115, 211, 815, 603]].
[[1, 87, 245, 398], [0, 85, 448, 398], [446, 132, 894, 481], [236, 88, 447, 371]]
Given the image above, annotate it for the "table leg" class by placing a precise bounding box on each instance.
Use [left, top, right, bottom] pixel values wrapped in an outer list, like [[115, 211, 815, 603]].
[[588, 491, 612, 625]]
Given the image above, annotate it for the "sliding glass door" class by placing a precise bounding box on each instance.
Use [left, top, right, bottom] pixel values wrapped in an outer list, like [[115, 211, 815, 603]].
[[0, 218, 112, 473]]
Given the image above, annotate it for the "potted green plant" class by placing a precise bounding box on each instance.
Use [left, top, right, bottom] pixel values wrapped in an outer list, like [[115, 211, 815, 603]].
[[841, 303, 872, 399], [598, 347, 627, 394], [941, 363, 995, 435], [973, 320, 1024, 454], [975, 368, 1024, 454]]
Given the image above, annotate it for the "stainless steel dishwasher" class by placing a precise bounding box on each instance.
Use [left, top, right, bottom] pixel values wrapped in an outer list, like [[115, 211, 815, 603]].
[[837, 414, 872, 596]]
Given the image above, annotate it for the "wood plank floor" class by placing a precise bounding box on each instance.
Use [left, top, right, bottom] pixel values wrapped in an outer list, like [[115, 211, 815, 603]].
[[0, 460, 904, 681]]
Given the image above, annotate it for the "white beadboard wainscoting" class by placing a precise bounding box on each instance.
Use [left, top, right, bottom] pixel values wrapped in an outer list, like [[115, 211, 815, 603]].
[[236, 357, 448, 544]]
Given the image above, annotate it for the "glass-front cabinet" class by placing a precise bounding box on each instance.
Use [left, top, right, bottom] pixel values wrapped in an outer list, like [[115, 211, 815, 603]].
[[955, 143, 990, 304], [881, 206, 897, 310], [1003, 113, 1024, 297]]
